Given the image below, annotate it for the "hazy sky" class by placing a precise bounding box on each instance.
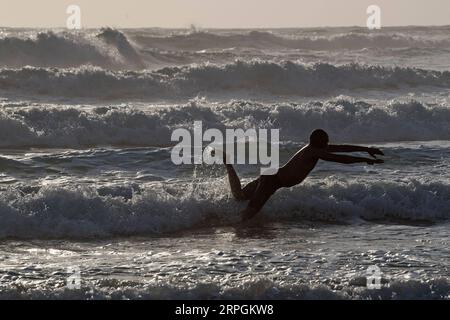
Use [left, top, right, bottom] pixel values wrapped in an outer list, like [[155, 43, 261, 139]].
[[1, 0, 449, 28]]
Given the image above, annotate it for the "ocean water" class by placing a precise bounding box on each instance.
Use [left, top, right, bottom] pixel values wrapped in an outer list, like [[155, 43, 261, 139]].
[[0, 26, 449, 299]]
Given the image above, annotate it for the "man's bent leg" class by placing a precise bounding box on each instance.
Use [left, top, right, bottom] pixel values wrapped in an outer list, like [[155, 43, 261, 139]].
[[225, 160, 260, 201], [241, 175, 280, 221]]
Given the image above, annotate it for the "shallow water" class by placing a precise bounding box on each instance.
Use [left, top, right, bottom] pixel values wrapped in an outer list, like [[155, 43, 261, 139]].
[[0, 223, 448, 299]]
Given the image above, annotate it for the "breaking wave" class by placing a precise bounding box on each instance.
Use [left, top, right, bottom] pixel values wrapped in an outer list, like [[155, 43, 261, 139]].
[[1, 98, 450, 148], [0, 29, 145, 69], [1, 61, 450, 99], [0, 177, 449, 239], [2, 28, 450, 71]]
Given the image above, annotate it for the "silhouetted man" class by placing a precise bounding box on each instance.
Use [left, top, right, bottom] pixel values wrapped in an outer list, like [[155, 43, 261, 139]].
[[224, 129, 384, 221]]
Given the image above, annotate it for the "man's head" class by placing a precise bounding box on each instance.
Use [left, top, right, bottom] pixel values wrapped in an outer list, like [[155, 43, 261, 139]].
[[309, 129, 329, 148]]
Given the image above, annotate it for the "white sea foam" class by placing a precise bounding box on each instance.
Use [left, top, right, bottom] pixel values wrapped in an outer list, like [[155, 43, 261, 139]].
[[0, 277, 448, 299], [1, 98, 450, 148], [1, 61, 450, 99], [0, 177, 448, 239]]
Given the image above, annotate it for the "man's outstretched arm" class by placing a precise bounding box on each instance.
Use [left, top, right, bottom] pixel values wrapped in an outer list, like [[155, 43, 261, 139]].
[[327, 145, 384, 158], [316, 150, 384, 165]]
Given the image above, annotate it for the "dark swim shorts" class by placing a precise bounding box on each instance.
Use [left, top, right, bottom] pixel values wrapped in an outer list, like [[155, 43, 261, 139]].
[[241, 174, 282, 213]]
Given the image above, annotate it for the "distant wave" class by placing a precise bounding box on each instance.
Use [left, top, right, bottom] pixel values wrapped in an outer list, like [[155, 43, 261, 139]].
[[0, 177, 448, 239], [133, 30, 450, 51], [0, 29, 144, 69], [1, 98, 450, 148], [1, 61, 450, 99], [1, 28, 449, 70]]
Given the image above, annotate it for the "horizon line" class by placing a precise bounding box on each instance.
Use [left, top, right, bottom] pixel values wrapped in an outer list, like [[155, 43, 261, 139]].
[[1, 24, 450, 30]]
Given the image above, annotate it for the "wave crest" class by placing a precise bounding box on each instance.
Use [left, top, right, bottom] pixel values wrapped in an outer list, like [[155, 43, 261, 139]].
[[1, 61, 450, 99], [0, 178, 448, 239], [0, 29, 144, 69], [1, 98, 450, 148]]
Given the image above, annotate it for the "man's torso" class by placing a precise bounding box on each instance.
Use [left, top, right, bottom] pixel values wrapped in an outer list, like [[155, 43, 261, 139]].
[[276, 145, 319, 187]]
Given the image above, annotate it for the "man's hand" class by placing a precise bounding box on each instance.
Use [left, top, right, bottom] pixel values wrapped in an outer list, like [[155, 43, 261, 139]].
[[367, 147, 384, 158], [366, 158, 384, 165]]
